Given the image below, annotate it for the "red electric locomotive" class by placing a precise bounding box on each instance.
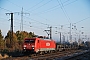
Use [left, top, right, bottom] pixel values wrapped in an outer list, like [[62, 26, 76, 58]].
[[23, 37, 56, 54]]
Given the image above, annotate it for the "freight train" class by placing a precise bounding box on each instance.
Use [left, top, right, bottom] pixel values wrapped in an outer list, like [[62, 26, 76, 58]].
[[23, 37, 78, 54]]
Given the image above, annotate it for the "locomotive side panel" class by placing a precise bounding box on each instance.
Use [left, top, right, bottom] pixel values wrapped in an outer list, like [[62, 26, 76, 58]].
[[35, 38, 56, 53]]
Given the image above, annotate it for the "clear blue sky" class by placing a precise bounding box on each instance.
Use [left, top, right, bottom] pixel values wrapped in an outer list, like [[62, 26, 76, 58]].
[[0, 0, 90, 42]]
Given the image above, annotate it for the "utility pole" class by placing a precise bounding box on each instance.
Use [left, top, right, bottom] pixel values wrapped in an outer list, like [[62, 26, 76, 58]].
[[6, 13, 13, 46], [44, 30, 50, 38], [59, 25, 62, 44], [21, 7, 23, 31], [63, 35, 65, 46], [55, 26, 62, 44], [21, 7, 30, 31], [60, 32, 61, 44], [70, 23, 72, 43], [50, 26, 52, 39], [15, 7, 30, 31], [44, 26, 52, 39]]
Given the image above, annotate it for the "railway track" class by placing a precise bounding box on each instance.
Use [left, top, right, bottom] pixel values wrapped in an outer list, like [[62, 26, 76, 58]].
[[1, 49, 84, 60], [29, 50, 82, 60], [65, 50, 90, 60]]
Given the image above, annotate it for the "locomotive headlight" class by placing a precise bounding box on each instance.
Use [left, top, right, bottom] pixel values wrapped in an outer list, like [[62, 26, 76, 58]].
[[24, 47, 26, 49], [33, 48, 34, 49], [24, 45, 26, 47], [32, 45, 34, 47]]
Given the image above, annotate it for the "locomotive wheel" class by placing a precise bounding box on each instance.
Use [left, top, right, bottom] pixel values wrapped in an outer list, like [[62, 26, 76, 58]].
[[40, 51, 44, 55]]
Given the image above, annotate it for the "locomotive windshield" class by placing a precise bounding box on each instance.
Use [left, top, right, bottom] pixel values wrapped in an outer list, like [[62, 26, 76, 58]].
[[25, 39, 35, 43]]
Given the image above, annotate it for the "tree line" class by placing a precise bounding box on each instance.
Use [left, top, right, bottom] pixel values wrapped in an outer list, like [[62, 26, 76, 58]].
[[0, 30, 36, 52]]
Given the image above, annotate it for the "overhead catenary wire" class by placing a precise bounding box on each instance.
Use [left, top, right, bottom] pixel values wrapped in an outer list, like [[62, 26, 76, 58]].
[[31, 0, 78, 16], [8, 20, 45, 33], [7, 0, 22, 8], [23, 15, 50, 26], [29, 0, 53, 12], [1, 0, 89, 36], [0, 1, 89, 28], [6, 0, 45, 24], [32, 0, 77, 13], [26, 0, 45, 12], [14, 20, 45, 31], [13, 18, 47, 29], [6, 0, 52, 24], [0, 7, 43, 29], [0, 0, 89, 40], [4, 0, 77, 21], [14, 19, 46, 29], [0, 11, 50, 31], [63, 0, 70, 3], [57, 0, 71, 23], [0, 7, 12, 12], [6, 0, 46, 24], [74, 17, 90, 24], [63, 16, 90, 30], [0, 13, 90, 33], [64, 0, 78, 7], [4, 0, 78, 28], [28, 0, 78, 27], [6, 0, 73, 15], [13, 17, 68, 30], [4, 0, 52, 25], [53, 16, 90, 38], [57, 0, 72, 42], [51, 16, 90, 30], [27, 0, 75, 26]]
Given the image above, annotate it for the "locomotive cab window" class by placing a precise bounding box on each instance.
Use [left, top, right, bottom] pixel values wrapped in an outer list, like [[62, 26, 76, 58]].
[[25, 39, 35, 43]]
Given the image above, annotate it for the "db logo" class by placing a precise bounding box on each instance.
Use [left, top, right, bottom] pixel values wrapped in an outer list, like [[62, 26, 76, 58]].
[[46, 42, 50, 46]]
